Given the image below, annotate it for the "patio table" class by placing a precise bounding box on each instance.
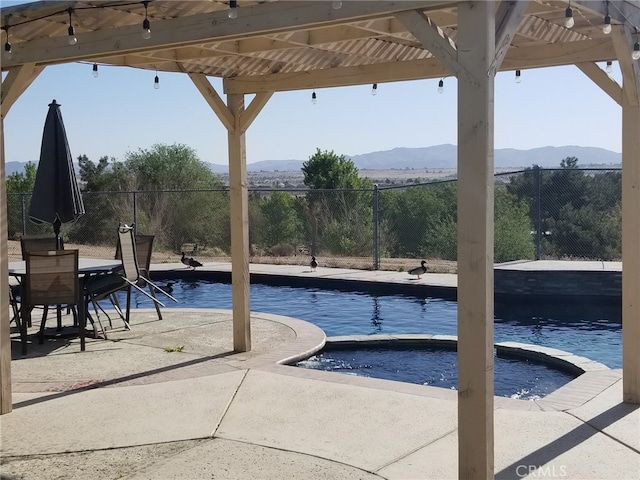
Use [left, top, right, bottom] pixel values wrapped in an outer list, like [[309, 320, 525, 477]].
[[8, 258, 122, 352]]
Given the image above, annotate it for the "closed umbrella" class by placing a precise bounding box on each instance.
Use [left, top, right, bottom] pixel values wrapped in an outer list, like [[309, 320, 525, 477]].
[[28, 99, 85, 249]]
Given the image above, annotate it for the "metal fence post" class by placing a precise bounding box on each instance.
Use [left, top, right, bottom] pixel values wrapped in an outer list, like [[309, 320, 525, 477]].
[[534, 166, 542, 260], [20, 194, 26, 235], [373, 184, 379, 270], [133, 190, 138, 235]]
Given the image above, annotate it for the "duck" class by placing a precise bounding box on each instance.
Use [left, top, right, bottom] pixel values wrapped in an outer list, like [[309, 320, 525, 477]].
[[310, 256, 318, 272], [181, 252, 203, 269], [409, 260, 427, 279]]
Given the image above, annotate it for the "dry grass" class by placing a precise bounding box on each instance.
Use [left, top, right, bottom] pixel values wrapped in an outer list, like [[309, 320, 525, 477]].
[[7, 240, 457, 274]]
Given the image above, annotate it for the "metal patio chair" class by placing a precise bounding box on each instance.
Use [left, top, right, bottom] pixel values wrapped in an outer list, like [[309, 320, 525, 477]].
[[115, 233, 167, 320], [21, 249, 80, 355], [19, 235, 66, 330], [85, 225, 176, 337]]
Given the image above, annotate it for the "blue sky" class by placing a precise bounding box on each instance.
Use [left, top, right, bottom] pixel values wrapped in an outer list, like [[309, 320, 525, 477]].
[[2, 32, 624, 166]]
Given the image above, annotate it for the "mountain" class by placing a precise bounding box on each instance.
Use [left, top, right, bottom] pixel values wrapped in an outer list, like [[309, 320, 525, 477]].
[[6, 161, 30, 176], [212, 144, 621, 172], [209, 159, 304, 173], [6, 145, 621, 176]]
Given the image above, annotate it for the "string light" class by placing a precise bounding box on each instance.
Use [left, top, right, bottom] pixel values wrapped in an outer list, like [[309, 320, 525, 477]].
[[564, 4, 574, 29], [2, 25, 11, 58], [607, 0, 640, 60], [605, 61, 613, 73], [228, 0, 238, 19], [603, 2, 612, 34], [311, 90, 317, 104], [371, 83, 377, 96], [437, 79, 444, 93], [142, 1, 151, 39], [154, 71, 159, 89], [67, 8, 77, 45], [332, 1, 343, 9], [515, 70, 521, 83], [92, 63, 98, 77]]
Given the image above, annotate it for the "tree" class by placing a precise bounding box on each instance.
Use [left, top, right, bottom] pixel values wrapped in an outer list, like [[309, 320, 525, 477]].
[[380, 181, 457, 259], [124, 143, 221, 190], [71, 144, 229, 252], [6, 162, 40, 237], [302, 149, 370, 189], [494, 187, 535, 262], [122, 144, 227, 251], [259, 191, 304, 248], [301, 149, 374, 256], [73, 154, 131, 244], [7, 162, 37, 193], [506, 158, 621, 259]]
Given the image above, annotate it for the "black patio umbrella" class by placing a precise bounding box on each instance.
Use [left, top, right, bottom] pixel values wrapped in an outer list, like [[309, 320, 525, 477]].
[[28, 99, 85, 249]]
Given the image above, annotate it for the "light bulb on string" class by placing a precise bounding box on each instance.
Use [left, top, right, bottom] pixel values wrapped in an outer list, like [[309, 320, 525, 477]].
[[633, 41, 640, 61], [515, 70, 521, 83], [371, 83, 377, 96], [154, 73, 160, 89], [228, 0, 238, 19], [142, 1, 151, 39], [437, 79, 444, 93], [332, 1, 343, 9], [605, 61, 613, 73], [311, 90, 317, 105], [92, 63, 98, 78], [2, 25, 11, 58], [67, 8, 77, 45], [603, 15, 611, 34], [564, 5, 574, 29]]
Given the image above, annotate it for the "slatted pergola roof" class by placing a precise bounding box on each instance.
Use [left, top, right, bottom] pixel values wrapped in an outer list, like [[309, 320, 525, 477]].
[[1, 1, 639, 93], [2, 2, 640, 478]]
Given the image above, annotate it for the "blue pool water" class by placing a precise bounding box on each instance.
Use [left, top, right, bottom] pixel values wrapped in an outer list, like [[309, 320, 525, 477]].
[[127, 279, 622, 369], [297, 348, 575, 399]]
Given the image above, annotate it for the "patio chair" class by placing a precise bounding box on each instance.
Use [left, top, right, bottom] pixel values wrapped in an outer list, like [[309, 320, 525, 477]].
[[21, 249, 80, 355], [8, 283, 22, 330], [115, 234, 167, 320], [20, 235, 65, 330], [85, 225, 174, 337]]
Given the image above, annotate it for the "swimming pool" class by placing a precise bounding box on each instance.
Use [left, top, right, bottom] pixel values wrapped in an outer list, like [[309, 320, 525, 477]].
[[297, 347, 576, 400], [127, 279, 622, 369]]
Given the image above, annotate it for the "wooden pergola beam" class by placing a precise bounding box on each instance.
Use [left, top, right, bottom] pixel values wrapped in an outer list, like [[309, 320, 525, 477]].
[[2, 1, 439, 69], [224, 39, 614, 94], [456, 2, 496, 477], [0, 64, 45, 120], [576, 61, 623, 106]]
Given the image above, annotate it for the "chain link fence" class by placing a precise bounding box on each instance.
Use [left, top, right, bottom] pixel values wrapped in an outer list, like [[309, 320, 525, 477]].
[[6, 167, 622, 269]]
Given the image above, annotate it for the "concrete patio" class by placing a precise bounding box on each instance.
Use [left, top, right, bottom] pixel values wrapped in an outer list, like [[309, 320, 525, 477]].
[[1, 262, 638, 479]]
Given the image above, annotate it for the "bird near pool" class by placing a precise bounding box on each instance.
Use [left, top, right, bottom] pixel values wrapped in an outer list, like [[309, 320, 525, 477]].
[[310, 256, 318, 272], [181, 252, 203, 269], [409, 260, 427, 279]]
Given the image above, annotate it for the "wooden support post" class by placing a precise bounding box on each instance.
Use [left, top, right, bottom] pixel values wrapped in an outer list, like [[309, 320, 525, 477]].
[[622, 93, 640, 404], [0, 116, 12, 414], [227, 93, 251, 352], [456, 2, 495, 478]]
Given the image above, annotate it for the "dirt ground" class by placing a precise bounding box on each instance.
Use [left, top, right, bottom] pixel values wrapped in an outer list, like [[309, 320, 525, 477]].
[[7, 240, 457, 274]]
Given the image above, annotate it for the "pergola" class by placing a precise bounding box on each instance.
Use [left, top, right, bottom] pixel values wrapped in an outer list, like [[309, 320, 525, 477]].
[[1, 0, 639, 477]]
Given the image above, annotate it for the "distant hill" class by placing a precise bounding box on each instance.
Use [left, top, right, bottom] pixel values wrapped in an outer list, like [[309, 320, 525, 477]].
[[6, 145, 621, 176], [213, 144, 621, 173], [6, 161, 30, 176]]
